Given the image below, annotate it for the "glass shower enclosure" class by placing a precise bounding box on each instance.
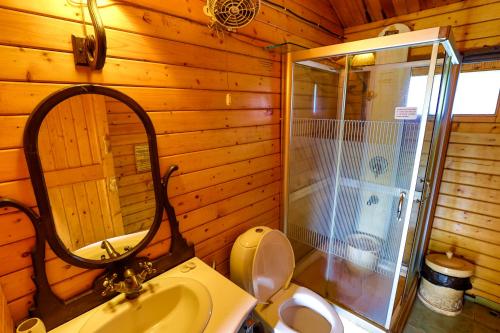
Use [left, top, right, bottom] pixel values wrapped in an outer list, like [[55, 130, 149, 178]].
[[282, 27, 460, 330]]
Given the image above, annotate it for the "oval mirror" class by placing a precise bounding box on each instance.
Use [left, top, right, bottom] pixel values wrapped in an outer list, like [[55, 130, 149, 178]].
[[25, 85, 163, 267]]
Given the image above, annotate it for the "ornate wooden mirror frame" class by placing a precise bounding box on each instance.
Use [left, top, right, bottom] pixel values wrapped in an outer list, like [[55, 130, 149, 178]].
[[0, 84, 194, 329]]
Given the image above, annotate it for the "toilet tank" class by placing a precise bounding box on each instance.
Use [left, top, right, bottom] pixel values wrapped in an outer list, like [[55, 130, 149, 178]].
[[230, 226, 272, 293]]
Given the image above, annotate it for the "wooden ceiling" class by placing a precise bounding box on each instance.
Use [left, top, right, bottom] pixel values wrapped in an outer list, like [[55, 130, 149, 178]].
[[327, 0, 465, 28]]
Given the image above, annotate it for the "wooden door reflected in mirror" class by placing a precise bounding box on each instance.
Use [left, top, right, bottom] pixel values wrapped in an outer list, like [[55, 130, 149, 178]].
[[38, 94, 156, 259]]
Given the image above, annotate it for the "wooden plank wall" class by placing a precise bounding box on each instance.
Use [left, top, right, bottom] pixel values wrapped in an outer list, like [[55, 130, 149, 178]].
[[0, 0, 341, 324], [293, 64, 340, 119], [345, 0, 500, 304], [344, 0, 500, 51], [429, 61, 500, 304], [106, 97, 157, 234], [40, 95, 126, 251], [0, 285, 13, 333], [431, 122, 500, 304], [328, 0, 465, 28]]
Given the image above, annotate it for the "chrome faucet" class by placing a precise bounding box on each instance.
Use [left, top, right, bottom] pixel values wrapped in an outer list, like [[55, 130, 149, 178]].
[[101, 261, 156, 299], [101, 240, 120, 259]]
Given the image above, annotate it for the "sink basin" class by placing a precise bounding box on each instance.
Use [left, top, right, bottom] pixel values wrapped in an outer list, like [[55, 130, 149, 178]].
[[50, 258, 256, 333], [80, 277, 212, 333]]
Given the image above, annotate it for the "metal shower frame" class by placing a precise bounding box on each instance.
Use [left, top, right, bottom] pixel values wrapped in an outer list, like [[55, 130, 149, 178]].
[[281, 26, 461, 331]]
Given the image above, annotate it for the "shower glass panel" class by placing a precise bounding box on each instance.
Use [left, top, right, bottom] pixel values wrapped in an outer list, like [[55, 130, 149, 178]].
[[284, 28, 460, 330], [405, 49, 454, 299], [288, 57, 345, 263]]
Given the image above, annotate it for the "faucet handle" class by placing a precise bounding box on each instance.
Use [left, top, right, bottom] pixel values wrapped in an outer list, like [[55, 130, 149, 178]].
[[101, 273, 118, 296], [138, 261, 156, 280], [139, 261, 156, 273]]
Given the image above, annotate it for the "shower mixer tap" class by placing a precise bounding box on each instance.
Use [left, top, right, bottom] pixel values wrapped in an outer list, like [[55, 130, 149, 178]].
[[367, 195, 379, 206]]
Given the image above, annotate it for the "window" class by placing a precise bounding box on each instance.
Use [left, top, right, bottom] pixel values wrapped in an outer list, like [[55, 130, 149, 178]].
[[406, 74, 440, 115], [406, 65, 500, 117], [452, 70, 499, 115]]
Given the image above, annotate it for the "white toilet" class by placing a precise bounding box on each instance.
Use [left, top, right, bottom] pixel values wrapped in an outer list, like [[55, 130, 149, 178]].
[[230, 226, 344, 333]]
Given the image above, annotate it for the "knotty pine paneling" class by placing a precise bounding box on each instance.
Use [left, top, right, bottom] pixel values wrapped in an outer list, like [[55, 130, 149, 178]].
[[328, 0, 467, 28], [430, 121, 500, 304], [0, 284, 13, 333], [106, 97, 156, 234], [0, 0, 340, 323]]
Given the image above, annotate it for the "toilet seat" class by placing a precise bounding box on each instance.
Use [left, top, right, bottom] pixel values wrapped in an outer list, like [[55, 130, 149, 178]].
[[278, 286, 342, 333], [256, 283, 343, 333], [230, 227, 343, 333]]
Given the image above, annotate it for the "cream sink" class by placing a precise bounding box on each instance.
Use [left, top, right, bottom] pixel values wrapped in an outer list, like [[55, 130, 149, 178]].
[[79, 277, 212, 333], [50, 258, 257, 333]]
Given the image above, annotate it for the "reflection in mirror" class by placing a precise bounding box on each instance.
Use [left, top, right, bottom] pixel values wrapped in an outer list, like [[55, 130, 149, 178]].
[[37, 94, 156, 260]]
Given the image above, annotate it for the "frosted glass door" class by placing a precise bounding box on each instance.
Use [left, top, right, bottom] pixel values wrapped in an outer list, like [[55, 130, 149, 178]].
[[287, 44, 439, 328]]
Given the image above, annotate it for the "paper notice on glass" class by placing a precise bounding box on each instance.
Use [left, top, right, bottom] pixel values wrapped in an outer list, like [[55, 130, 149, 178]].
[[395, 106, 418, 120]]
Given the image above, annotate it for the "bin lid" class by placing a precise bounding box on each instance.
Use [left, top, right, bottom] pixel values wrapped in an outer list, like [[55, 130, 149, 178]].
[[425, 251, 474, 278]]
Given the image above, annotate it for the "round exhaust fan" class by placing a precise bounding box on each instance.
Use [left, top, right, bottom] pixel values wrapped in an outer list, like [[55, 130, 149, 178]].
[[204, 0, 260, 31]]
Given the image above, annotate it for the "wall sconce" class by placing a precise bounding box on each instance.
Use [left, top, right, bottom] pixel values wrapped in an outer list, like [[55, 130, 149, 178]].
[[71, 0, 107, 70]]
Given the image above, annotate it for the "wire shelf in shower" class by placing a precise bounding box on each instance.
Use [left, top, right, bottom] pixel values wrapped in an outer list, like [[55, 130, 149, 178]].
[[288, 117, 420, 276]]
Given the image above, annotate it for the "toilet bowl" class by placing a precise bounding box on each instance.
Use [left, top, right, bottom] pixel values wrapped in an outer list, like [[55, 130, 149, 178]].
[[230, 226, 343, 333]]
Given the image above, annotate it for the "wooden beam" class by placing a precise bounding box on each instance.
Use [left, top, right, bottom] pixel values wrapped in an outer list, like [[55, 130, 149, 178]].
[[43, 165, 104, 187]]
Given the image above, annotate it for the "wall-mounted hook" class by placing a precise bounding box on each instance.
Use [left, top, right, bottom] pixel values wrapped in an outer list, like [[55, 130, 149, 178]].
[[71, 0, 107, 70]]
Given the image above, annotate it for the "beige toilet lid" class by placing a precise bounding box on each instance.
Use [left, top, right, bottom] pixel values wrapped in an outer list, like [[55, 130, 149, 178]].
[[252, 230, 295, 303]]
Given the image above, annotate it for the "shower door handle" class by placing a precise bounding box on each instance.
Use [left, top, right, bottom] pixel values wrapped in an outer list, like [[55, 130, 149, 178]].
[[397, 191, 407, 222]]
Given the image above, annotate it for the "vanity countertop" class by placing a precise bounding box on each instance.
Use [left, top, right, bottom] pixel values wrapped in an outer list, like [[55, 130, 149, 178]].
[[50, 257, 257, 333]]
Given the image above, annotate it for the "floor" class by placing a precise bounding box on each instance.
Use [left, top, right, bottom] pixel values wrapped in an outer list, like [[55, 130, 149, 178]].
[[293, 251, 396, 325], [290, 242, 500, 333], [404, 298, 500, 333]]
